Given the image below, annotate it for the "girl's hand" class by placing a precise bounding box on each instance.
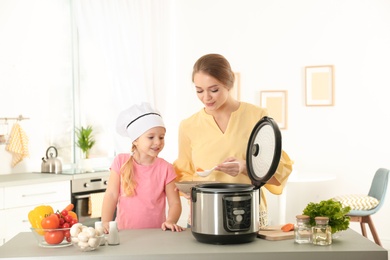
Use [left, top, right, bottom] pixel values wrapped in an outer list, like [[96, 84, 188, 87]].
[[161, 221, 185, 232], [102, 221, 110, 234]]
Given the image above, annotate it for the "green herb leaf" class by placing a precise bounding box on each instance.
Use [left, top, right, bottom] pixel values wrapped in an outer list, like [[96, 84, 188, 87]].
[[302, 199, 351, 233]]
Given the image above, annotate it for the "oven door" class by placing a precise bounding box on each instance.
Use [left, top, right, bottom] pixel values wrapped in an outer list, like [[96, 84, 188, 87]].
[[72, 190, 106, 227]]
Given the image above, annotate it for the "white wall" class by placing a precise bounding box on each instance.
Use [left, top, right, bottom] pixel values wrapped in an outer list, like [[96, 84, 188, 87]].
[[172, 0, 390, 248], [1, 0, 389, 248]]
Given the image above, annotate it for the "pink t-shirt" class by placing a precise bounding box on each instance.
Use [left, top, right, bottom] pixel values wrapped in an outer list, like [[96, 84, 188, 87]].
[[110, 153, 177, 230]]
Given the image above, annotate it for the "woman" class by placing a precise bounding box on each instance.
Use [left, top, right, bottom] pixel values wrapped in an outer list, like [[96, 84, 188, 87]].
[[173, 54, 293, 226]]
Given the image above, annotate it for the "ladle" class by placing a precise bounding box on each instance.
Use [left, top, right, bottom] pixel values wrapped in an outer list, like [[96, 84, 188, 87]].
[[196, 162, 239, 177]]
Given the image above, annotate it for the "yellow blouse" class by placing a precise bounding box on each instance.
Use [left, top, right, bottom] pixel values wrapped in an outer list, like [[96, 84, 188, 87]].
[[173, 102, 293, 221]]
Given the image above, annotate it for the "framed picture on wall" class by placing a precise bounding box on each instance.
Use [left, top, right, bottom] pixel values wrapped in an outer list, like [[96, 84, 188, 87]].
[[260, 90, 288, 129], [231, 72, 240, 100], [305, 65, 334, 106]]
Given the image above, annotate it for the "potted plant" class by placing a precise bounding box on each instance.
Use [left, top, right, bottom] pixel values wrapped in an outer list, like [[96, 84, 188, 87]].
[[302, 199, 351, 235], [75, 125, 95, 172], [75, 125, 95, 159]]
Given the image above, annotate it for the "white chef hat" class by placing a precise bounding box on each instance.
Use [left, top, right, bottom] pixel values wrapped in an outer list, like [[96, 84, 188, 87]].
[[116, 102, 165, 143]]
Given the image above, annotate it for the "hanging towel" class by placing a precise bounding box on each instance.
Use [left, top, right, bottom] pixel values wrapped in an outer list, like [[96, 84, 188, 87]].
[[6, 122, 29, 167], [88, 192, 105, 218]]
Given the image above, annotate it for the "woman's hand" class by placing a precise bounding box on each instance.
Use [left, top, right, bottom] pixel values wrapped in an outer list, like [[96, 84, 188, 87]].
[[215, 158, 247, 177], [161, 221, 185, 232]]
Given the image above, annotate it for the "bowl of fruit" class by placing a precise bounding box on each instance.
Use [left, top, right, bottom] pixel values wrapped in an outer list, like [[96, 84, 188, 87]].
[[70, 223, 105, 251], [31, 227, 72, 248], [29, 204, 79, 248]]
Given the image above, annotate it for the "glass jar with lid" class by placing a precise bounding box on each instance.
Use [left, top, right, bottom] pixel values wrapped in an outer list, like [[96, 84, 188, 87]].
[[294, 215, 312, 244], [312, 216, 332, 245]]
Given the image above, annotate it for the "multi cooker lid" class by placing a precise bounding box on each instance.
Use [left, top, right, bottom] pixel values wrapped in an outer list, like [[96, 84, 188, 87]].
[[246, 116, 282, 189]]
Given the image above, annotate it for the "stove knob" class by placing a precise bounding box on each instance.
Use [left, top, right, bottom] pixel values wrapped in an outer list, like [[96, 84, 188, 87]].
[[104, 180, 108, 185], [84, 183, 89, 188]]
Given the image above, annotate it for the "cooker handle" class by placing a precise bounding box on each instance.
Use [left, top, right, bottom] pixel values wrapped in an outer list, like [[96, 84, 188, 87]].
[[191, 187, 197, 203]]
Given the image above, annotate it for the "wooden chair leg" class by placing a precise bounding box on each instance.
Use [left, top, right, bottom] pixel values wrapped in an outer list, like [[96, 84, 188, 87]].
[[360, 222, 367, 237], [349, 215, 383, 247], [363, 216, 382, 247]]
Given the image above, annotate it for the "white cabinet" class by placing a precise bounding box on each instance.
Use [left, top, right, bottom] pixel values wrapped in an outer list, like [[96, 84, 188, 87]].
[[0, 187, 4, 245], [1, 181, 71, 245]]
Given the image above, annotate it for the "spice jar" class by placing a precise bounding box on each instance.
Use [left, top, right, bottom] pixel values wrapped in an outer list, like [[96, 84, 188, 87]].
[[107, 221, 120, 245], [312, 216, 332, 245], [294, 215, 312, 244]]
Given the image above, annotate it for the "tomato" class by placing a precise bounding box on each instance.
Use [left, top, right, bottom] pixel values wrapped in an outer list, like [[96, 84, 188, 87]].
[[63, 230, 71, 239], [64, 215, 73, 223], [61, 209, 68, 216], [41, 214, 60, 229], [62, 222, 70, 228], [69, 219, 78, 227], [44, 230, 64, 244]]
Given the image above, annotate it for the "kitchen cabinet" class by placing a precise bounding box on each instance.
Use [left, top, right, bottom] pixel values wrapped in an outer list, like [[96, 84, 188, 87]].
[[0, 187, 4, 245], [0, 181, 70, 245]]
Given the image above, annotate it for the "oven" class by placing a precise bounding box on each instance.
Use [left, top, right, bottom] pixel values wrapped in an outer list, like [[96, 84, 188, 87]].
[[71, 175, 109, 227]]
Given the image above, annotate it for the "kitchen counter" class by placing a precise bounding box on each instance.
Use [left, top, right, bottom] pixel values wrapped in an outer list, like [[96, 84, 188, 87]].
[[0, 228, 387, 260], [0, 170, 110, 187]]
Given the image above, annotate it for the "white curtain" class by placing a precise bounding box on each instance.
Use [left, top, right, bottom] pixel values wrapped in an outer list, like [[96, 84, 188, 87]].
[[72, 0, 176, 158]]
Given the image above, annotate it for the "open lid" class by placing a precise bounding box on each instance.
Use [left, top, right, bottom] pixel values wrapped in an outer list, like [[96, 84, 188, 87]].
[[246, 116, 282, 189]]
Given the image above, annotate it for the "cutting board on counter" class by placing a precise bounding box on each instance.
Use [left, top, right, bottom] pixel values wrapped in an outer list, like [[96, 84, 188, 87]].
[[257, 225, 294, 241]]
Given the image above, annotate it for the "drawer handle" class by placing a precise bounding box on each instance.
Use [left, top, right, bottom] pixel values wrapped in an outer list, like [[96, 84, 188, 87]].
[[22, 191, 57, 197]]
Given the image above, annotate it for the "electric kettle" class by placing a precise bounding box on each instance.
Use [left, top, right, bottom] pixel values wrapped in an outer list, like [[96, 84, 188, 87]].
[[41, 146, 62, 173]]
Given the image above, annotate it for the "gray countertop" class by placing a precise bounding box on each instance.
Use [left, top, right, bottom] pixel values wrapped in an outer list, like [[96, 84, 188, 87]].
[[0, 228, 387, 260], [0, 171, 110, 187]]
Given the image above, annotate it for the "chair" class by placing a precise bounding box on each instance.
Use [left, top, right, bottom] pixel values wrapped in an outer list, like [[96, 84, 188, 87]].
[[346, 168, 389, 247]]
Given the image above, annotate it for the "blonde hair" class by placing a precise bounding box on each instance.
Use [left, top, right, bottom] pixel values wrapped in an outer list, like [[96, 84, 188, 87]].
[[120, 145, 137, 196]]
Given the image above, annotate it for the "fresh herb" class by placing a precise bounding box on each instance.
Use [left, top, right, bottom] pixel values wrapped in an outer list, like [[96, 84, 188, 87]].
[[302, 199, 351, 234]]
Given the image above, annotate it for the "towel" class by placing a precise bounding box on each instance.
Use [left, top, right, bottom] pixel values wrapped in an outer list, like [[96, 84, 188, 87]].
[[88, 192, 105, 218], [6, 123, 29, 167]]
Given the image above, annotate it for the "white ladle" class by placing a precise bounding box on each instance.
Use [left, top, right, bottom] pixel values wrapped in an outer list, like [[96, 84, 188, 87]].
[[196, 162, 239, 177]]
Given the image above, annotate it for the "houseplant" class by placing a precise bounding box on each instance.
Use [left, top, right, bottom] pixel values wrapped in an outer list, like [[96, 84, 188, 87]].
[[75, 125, 95, 159], [75, 125, 95, 172], [302, 199, 351, 234]]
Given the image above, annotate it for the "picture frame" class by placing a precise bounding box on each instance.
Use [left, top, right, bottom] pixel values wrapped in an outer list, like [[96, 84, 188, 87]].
[[305, 65, 334, 106], [260, 90, 288, 129], [231, 72, 240, 100]]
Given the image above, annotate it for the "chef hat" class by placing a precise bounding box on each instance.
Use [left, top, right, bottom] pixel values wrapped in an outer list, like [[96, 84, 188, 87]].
[[116, 102, 165, 143]]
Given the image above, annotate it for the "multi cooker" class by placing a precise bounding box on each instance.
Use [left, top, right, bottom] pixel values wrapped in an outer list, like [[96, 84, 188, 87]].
[[190, 116, 282, 244]]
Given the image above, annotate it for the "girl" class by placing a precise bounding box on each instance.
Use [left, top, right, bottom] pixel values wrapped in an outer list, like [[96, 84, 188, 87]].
[[102, 102, 183, 232]]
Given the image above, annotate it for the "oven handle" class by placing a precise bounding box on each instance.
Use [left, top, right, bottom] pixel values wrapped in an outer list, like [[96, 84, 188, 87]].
[[74, 194, 91, 199]]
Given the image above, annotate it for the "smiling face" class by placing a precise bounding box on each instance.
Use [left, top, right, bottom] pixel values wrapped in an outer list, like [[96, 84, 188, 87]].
[[193, 72, 230, 112], [133, 126, 166, 163]]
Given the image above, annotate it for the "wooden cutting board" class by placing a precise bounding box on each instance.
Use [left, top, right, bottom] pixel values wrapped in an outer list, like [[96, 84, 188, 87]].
[[257, 225, 294, 241]]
